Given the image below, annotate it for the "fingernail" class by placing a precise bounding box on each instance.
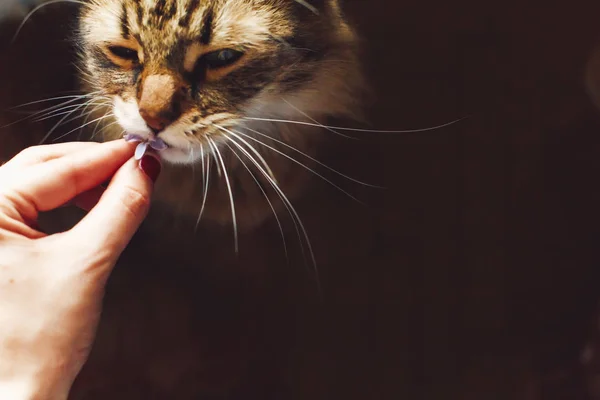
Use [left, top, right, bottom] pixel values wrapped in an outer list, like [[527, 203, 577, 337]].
[[139, 154, 161, 183]]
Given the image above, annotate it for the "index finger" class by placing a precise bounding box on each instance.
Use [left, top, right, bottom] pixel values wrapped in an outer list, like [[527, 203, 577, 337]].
[[5, 140, 135, 218], [1, 142, 101, 171]]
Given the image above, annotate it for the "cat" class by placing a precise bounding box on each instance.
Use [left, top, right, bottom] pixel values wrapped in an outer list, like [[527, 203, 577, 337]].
[[0, 1, 368, 398], [75, 0, 365, 233]]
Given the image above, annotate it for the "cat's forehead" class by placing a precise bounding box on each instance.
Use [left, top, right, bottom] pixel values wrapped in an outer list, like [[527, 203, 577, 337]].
[[83, 0, 295, 48]]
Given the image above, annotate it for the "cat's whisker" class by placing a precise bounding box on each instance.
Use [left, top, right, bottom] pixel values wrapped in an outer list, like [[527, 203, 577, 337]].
[[72, 65, 98, 88], [225, 135, 302, 257], [12, 0, 89, 45], [5, 93, 95, 111], [90, 113, 115, 140], [33, 106, 95, 123], [80, 77, 98, 88], [92, 119, 120, 140], [86, 103, 115, 139], [31, 105, 91, 123], [195, 144, 211, 231], [189, 145, 196, 180], [231, 128, 364, 204], [241, 125, 384, 188], [282, 99, 356, 140], [77, 101, 112, 139], [0, 96, 94, 130], [213, 124, 276, 182], [224, 133, 319, 289], [40, 101, 92, 144], [243, 116, 467, 133], [293, 0, 319, 15], [38, 100, 110, 140], [208, 138, 238, 253], [266, 33, 316, 53], [31, 100, 97, 120], [223, 140, 289, 261], [32, 99, 107, 123], [210, 140, 223, 178], [51, 113, 114, 143]]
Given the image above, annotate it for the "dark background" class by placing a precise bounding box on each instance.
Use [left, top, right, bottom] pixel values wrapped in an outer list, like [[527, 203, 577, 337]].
[[3, 0, 600, 398]]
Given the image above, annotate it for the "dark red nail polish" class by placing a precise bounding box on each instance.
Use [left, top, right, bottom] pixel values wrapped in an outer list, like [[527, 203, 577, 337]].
[[139, 154, 161, 183]]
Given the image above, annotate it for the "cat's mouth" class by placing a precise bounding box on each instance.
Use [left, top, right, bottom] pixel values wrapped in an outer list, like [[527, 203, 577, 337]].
[[153, 138, 211, 165], [121, 127, 222, 164], [123, 132, 195, 164], [113, 98, 237, 165], [157, 144, 194, 163]]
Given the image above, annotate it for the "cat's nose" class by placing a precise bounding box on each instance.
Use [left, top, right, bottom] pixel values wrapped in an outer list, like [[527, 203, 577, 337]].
[[139, 109, 176, 133], [138, 73, 182, 133]]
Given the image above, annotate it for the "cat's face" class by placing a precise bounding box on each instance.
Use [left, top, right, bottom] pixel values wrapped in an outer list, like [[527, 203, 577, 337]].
[[78, 0, 358, 165]]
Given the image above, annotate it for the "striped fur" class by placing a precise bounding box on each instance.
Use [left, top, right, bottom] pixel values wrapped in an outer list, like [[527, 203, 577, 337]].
[[78, 0, 364, 229]]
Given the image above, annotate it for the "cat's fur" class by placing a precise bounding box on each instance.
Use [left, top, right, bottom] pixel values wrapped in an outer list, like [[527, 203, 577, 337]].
[[77, 0, 364, 230]]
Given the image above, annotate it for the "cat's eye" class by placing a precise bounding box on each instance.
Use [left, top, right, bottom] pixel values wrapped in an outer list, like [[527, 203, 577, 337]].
[[108, 46, 139, 62], [203, 49, 243, 69]]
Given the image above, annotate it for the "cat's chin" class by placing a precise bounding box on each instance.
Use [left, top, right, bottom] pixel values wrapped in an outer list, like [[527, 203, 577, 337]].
[[157, 146, 201, 165]]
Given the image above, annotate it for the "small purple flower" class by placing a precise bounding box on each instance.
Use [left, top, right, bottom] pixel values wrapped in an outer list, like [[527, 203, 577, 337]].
[[134, 142, 148, 160], [123, 134, 142, 142], [149, 138, 167, 151], [124, 133, 167, 160]]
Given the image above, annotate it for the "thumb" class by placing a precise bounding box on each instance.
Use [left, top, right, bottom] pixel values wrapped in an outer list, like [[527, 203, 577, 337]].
[[69, 153, 161, 261]]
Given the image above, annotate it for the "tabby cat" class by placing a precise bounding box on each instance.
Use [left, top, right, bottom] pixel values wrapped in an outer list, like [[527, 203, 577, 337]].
[[77, 0, 364, 233], [1, 1, 366, 398]]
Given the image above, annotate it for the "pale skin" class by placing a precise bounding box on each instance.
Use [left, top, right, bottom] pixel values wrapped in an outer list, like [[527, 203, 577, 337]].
[[0, 140, 161, 400]]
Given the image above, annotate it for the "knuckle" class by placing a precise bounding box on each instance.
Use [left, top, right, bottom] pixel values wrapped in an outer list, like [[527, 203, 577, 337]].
[[16, 145, 43, 160], [118, 185, 150, 219]]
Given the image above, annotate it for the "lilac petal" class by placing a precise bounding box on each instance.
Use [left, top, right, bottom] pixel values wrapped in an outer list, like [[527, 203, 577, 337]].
[[149, 138, 168, 151], [134, 142, 149, 160], [124, 133, 144, 143]]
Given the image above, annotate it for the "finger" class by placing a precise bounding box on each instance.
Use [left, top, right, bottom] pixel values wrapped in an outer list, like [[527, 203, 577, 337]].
[[5, 140, 136, 218], [70, 153, 160, 259], [1, 142, 101, 170]]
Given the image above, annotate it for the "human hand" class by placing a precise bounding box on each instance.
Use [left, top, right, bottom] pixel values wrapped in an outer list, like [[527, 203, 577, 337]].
[[0, 140, 161, 400]]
